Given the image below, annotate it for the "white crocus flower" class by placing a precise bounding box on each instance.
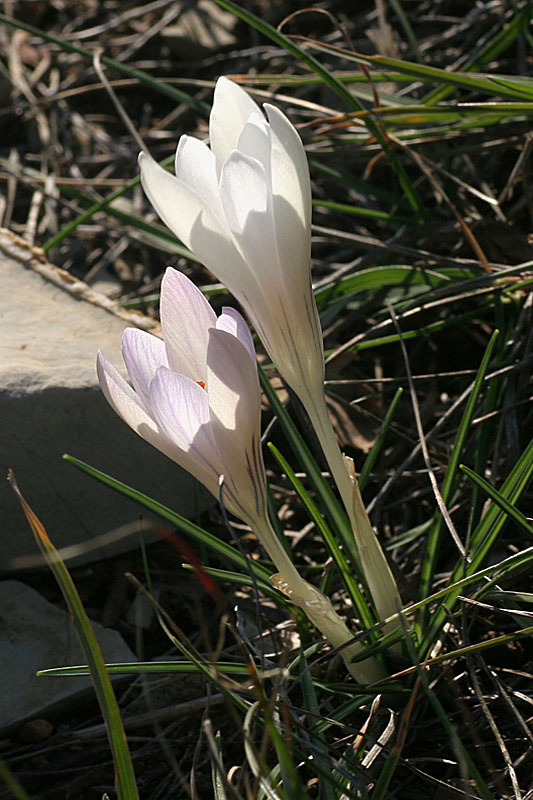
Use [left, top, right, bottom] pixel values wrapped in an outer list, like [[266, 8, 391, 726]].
[[138, 77, 400, 628], [98, 268, 382, 683], [138, 76, 323, 404]]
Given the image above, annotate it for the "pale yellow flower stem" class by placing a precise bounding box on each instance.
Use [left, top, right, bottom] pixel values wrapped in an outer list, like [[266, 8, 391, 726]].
[[250, 512, 384, 684], [300, 389, 401, 628]]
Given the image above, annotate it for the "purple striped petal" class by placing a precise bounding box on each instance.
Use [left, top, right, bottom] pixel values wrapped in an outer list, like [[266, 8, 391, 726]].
[[121, 327, 168, 408], [216, 307, 255, 364], [160, 268, 216, 382]]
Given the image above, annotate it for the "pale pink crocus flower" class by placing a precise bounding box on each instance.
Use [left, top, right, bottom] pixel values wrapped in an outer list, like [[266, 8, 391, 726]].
[[97, 268, 382, 683], [138, 78, 400, 627]]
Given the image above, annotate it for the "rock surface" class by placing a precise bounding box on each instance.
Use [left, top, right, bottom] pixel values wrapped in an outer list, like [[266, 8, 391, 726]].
[[0, 228, 212, 569], [0, 580, 136, 727]]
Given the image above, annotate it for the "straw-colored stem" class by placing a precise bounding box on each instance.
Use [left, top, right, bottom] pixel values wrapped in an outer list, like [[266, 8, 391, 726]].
[[300, 388, 401, 626], [250, 512, 384, 684]]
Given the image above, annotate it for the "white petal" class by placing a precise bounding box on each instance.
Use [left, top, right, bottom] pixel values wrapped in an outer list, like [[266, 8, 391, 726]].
[[160, 268, 216, 381], [209, 77, 260, 168], [216, 307, 256, 363], [264, 104, 312, 293], [97, 351, 197, 472], [121, 328, 168, 407], [220, 152, 287, 293], [206, 329, 266, 521], [174, 135, 225, 226], [236, 112, 271, 173], [220, 151, 268, 234], [140, 153, 265, 317], [149, 367, 222, 495], [139, 152, 202, 252], [265, 103, 312, 231]]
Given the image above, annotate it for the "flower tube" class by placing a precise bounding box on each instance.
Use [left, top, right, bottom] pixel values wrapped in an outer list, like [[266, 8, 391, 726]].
[[98, 268, 382, 683], [138, 78, 400, 626]]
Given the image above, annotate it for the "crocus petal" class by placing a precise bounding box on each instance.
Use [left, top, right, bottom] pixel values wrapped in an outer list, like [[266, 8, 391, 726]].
[[264, 103, 312, 292], [174, 135, 225, 227], [220, 151, 269, 234], [220, 152, 290, 297], [160, 269, 216, 381], [209, 76, 260, 168], [140, 154, 262, 315], [149, 366, 222, 495], [216, 306, 256, 363], [97, 351, 193, 469], [139, 152, 203, 252], [121, 327, 168, 408], [265, 103, 312, 232], [206, 329, 266, 522], [236, 112, 271, 174]]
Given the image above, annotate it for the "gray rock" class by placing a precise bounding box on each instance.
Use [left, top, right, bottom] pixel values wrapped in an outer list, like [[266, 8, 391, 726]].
[[0, 228, 213, 569], [0, 580, 136, 727]]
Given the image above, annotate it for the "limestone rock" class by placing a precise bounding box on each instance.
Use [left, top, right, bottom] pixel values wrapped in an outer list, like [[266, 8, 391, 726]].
[[0, 228, 212, 569], [0, 580, 136, 727]]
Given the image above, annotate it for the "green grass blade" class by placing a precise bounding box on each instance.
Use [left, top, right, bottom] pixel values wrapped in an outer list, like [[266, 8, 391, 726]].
[[468, 435, 533, 565], [43, 155, 185, 254], [0, 757, 31, 800], [38, 661, 260, 677], [460, 465, 533, 537], [421, 436, 533, 654], [359, 387, 403, 492], [9, 473, 139, 800], [309, 158, 410, 207], [349, 305, 495, 354], [304, 39, 533, 101], [423, 5, 531, 104], [388, 0, 421, 59], [297, 655, 336, 800], [314, 266, 453, 309], [409, 659, 494, 798], [375, 545, 533, 627], [58, 180, 194, 257], [418, 330, 500, 607], [416, 624, 533, 672], [63, 454, 273, 583], [313, 199, 414, 224], [183, 563, 285, 602]]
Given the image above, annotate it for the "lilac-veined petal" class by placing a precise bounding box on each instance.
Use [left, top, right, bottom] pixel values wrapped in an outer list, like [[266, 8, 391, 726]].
[[121, 327, 168, 408], [97, 351, 201, 476], [216, 307, 256, 363], [206, 329, 266, 521], [160, 269, 216, 381], [209, 77, 260, 168], [149, 367, 222, 495], [174, 135, 225, 226]]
